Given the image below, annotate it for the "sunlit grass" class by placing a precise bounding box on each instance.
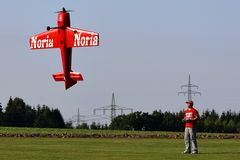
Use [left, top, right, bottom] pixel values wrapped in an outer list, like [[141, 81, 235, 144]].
[[0, 138, 239, 160]]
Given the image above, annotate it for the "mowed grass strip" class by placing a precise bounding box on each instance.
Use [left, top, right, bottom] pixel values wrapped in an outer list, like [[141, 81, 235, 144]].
[[0, 138, 239, 160], [0, 127, 239, 139], [0, 127, 181, 137]]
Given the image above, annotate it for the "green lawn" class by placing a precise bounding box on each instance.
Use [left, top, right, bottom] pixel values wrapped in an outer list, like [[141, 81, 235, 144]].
[[0, 138, 239, 160]]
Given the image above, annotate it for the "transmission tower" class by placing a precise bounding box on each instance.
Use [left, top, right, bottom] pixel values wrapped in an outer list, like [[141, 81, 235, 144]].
[[68, 108, 110, 127], [0, 102, 2, 112], [77, 108, 80, 126], [93, 93, 133, 121], [178, 74, 201, 100]]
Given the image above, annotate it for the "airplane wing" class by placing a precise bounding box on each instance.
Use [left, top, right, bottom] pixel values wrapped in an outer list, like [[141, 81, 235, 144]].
[[66, 27, 99, 48], [30, 29, 60, 50]]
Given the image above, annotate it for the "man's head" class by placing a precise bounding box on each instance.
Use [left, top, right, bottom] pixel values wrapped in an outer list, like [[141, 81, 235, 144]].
[[186, 100, 193, 108]]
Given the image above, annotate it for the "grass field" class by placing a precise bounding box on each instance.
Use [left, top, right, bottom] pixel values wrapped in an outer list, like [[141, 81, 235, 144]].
[[0, 127, 239, 159], [0, 138, 239, 160]]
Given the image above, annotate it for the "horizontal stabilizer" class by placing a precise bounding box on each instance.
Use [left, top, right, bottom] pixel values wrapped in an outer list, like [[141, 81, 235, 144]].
[[52, 73, 65, 81], [70, 72, 83, 81], [52, 72, 83, 81], [52, 72, 83, 90]]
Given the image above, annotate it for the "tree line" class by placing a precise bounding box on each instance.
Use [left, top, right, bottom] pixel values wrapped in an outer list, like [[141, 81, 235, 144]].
[[0, 97, 65, 128], [1, 97, 240, 133], [109, 110, 240, 133]]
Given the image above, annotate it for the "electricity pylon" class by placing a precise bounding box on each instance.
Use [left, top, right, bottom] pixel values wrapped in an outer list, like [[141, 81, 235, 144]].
[[93, 93, 133, 121], [178, 74, 201, 100], [0, 102, 2, 112]]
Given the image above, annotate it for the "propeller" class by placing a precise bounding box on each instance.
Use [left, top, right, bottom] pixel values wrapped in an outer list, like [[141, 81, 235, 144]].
[[54, 7, 74, 13]]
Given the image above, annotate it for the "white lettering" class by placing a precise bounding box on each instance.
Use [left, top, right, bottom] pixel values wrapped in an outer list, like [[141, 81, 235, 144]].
[[37, 40, 42, 48], [186, 113, 193, 119], [74, 33, 81, 47], [89, 36, 93, 46], [49, 39, 53, 47], [73, 32, 99, 47], [30, 36, 38, 48], [80, 36, 86, 46], [93, 36, 98, 46], [30, 35, 54, 49]]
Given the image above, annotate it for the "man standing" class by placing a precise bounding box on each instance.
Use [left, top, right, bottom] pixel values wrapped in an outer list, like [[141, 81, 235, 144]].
[[182, 100, 199, 154]]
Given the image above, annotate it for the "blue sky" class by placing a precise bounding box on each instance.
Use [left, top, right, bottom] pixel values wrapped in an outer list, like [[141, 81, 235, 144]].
[[1, 1, 240, 120]]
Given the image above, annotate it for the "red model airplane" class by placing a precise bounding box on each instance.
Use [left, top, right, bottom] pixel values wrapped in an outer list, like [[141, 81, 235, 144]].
[[30, 8, 99, 89]]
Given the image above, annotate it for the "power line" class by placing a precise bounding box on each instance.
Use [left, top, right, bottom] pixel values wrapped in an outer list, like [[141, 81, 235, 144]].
[[68, 110, 110, 126], [68, 93, 133, 125]]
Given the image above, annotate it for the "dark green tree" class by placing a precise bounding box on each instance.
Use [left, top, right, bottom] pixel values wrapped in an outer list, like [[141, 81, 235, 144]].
[[110, 109, 239, 133], [101, 124, 109, 130], [34, 105, 65, 128], [4, 97, 35, 127], [90, 122, 98, 129], [0, 102, 3, 125], [51, 108, 65, 128], [34, 105, 52, 128], [110, 114, 131, 130], [65, 121, 73, 128], [77, 123, 89, 129]]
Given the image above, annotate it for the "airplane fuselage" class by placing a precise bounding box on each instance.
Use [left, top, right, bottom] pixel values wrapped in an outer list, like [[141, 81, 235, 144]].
[[30, 8, 99, 89], [57, 12, 74, 88]]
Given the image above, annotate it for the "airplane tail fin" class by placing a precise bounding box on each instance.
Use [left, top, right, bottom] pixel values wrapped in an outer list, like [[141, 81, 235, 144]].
[[52, 72, 83, 89]]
